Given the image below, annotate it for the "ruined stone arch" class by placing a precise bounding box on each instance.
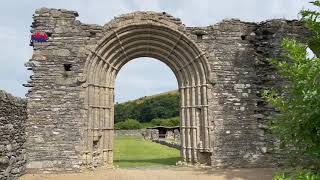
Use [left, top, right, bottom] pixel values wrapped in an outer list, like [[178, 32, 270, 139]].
[[26, 8, 310, 172], [81, 16, 212, 166]]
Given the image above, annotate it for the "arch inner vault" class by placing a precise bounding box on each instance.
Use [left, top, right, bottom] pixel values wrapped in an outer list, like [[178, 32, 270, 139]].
[[82, 23, 212, 166]]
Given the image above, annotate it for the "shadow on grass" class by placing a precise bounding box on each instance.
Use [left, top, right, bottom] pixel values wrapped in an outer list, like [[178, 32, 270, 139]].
[[114, 157, 180, 166]]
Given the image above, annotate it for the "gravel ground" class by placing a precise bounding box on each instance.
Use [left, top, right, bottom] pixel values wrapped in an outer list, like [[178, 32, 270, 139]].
[[20, 167, 275, 180]]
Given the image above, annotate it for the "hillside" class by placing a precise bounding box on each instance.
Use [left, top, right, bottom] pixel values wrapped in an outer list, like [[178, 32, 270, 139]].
[[114, 90, 180, 123], [119, 90, 178, 104]]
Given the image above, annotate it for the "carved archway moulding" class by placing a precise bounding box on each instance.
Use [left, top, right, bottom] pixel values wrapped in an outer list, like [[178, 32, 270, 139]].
[[81, 16, 213, 166]]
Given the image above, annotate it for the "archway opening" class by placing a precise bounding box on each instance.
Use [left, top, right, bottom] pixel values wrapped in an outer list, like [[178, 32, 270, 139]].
[[83, 22, 212, 168], [114, 57, 178, 103], [113, 57, 181, 167]]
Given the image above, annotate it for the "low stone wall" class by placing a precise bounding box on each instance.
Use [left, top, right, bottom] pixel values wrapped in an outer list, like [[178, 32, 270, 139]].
[[152, 139, 181, 150], [142, 129, 159, 140], [0, 90, 27, 179], [114, 129, 144, 136]]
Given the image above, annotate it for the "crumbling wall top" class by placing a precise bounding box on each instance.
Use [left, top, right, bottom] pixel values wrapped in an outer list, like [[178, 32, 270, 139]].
[[0, 90, 26, 106], [34, 7, 79, 18], [102, 11, 185, 32]]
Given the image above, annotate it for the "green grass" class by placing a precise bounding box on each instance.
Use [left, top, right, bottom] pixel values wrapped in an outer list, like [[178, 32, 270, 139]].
[[113, 136, 180, 167]]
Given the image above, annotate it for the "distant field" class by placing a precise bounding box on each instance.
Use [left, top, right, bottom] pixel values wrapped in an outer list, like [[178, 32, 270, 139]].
[[113, 136, 180, 167]]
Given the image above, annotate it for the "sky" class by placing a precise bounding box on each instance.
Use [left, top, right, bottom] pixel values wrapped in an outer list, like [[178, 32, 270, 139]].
[[0, 0, 315, 102]]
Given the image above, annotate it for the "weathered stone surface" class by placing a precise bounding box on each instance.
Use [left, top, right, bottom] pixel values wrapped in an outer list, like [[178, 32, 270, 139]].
[[152, 139, 181, 150], [142, 129, 160, 141], [0, 90, 27, 179], [114, 130, 145, 137], [25, 8, 310, 172]]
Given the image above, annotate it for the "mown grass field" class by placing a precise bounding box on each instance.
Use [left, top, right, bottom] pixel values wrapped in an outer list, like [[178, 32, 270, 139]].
[[113, 136, 180, 167]]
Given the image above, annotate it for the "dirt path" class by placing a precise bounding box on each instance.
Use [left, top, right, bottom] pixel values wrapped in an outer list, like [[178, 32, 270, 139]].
[[21, 167, 275, 180]]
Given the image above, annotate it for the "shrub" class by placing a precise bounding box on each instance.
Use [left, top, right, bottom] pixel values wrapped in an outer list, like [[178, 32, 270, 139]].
[[150, 117, 180, 127], [273, 171, 320, 180], [263, 0, 320, 171], [114, 119, 142, 130]]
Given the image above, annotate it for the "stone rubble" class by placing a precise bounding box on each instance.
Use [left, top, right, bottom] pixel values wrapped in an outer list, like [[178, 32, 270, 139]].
[[0, 90, 27, 179]]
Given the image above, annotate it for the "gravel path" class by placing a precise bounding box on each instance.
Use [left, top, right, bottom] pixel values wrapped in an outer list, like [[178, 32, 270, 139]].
[[21, 167, 275, 180]]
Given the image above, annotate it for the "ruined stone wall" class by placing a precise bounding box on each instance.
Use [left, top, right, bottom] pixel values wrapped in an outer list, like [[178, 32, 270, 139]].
[[152, 139, 181, 150], [114, 130, 144, 136], [249, 19, 310, 166], [187, 19, 309, 167], [25, 8, 104, 172], [25, 8, 309, 172], [0, 90, 27, 179]]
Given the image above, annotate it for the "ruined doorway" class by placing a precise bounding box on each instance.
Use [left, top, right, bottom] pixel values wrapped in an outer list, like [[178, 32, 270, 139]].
[[113, 58, 180, 167], [82, 22, 212, 167]]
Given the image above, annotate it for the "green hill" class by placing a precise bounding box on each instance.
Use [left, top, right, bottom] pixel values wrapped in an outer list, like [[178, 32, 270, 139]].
[[114, 90, 180, 124]]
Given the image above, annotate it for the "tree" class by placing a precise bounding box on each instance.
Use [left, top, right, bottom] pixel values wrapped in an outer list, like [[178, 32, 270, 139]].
[[300, 1, 320, 57], [263, 1, 320, 171], [150, 117, 180, 127], [114, 92, 180, 123], [114, 119, 142, 130]]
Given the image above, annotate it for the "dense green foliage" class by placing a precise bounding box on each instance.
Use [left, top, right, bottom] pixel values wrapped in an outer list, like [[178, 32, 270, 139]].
[[113, 136, 180, 167], [262, 0, 320, 175], [300, 1, 320, 57], [114, 117, 180, 130], [114, 119, 142, 130], [273, 171, 320, 180], [150, 117, 180, 127], [115, 92, 180, 123]]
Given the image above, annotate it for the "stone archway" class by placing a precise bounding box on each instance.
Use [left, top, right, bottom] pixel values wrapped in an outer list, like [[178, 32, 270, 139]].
[[26, 8, 310, 172], [81, 16, 212, 166]]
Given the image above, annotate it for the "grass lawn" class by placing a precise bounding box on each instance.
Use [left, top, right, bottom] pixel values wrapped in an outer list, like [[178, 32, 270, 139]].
[[113, 136, 180, 167]]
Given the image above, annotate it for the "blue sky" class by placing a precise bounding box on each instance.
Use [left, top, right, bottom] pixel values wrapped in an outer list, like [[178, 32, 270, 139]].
[[0, 0, 314, 102]]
